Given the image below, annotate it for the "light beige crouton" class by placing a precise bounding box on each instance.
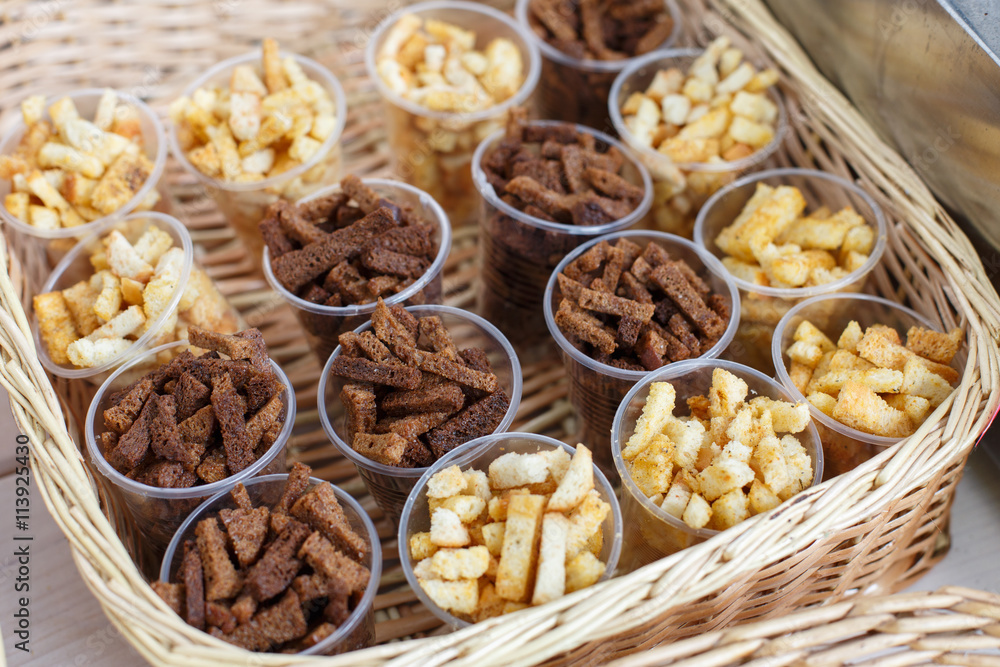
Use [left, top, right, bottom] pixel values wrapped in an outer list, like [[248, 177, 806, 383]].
[[495, 494, 545, 603], [807, 392, 837, 417], [780, 435, 813, 491], [481, 522, 505, 557], [409, 532, 438, 560], [531, 513, 569, 605], [486, 488, 529, 521], [883, 393, 932, 427], [65, 337, 132, 368], [488, 452, 550, 489], [660, 474, 693, 519], [750, 435, 788, 493], [683, 493, 712, 529], [132, 226, 174, 265], [565, 551, 606, 594], [905, 326, 963, 365], [473, 582, 506, 622], [806, 368, 903, 396], [749, 479, 782, 515], [726, 406, 772, 449], [105, 230, 154, 282], [709, 368, 749, 420], [547, 445, 594, 512], [462, 469, 491, 505], [93, 271, 122, 321], [427, 465, 468, 499], [430, 508, 470, 547], [828, 349, 875, 371], [628, 434, 675, 497], [793, 320, 836, 351], [787, 340, 823, 368], [663, 417, 705, 470], [419, 579, 479, 616], [34, 292, 78, 364], [430, 546, 490, 581], [749, 397, 810, 433], [697, 458, 755, 501], [900, 358, 954, 408], [837, 320, 864, 353], [711, 488, 749, 530], [441, 495, 486, 523], [85, 304, 145, 340], [61, 280, 102, 336], [538, 447, 571, 483], [565, 490, 610, 556], [622, 382, 676, 460], [832, 381, 913, 437], [789, 362, 813, 395]]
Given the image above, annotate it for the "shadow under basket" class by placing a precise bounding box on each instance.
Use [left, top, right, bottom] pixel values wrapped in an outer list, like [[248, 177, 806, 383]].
[[0, 0, 997, 665]]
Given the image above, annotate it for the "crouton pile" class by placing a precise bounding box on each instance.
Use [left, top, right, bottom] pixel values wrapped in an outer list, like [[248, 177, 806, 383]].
[[623, 368, 814, 531], [34, 224, 238, 368], [788, 320, 962, 437], [153, 464, 372, 653], [409, 444, 612, 621], [2, 90, 159, 228]]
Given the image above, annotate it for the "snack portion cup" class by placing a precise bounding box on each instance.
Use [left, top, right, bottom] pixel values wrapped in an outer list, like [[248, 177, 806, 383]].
[[159, 473, 380, 655], [318, 305, 522, 527], [365, 1, 541, 228], [399, 432, 623, 628], [544, 230, 741, 474], [0, 88, 168, 290], [263, 178, 452, 363], [168, 50, 347, 273], [472, 120, 653, 358], [85, 340, 294, 575], [609, 49, 787, 239], [695, 168, 888, 374], [772, 293, 963, 479], [612, 358, 824, 571], [516, 0, 682, 131], [35, 212, 241, 388]]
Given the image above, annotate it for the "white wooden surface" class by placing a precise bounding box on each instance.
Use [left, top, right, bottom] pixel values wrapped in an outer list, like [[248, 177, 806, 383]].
[[1, 387, 998, 665]]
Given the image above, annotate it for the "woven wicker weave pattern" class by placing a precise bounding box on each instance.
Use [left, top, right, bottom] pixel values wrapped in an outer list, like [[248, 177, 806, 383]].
[[1, 0, 998, 664]]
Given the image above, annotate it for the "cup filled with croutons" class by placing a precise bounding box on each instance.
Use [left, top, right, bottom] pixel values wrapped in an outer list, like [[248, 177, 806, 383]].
[[609, 39, 786, 238], [544, 230, 740, 474], [366, 1, 541, 228], [694, 167, 887, 373], [168, 38, 347, 272], [0, 89, 167, 286], [33, 212, 241, 387], [85, 329, 295, 574], [772, 293, 964, 478], [612, 359, 823, 570], [399, 432, 622, 627], [318, 301, 522, 526], [156, 463, 381, 655]]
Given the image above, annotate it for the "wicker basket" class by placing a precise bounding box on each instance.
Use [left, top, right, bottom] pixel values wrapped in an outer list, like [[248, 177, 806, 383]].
[[2, 0, 999, 665]]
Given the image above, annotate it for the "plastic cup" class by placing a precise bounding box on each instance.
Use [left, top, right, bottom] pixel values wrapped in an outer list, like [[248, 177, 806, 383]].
[[35, 212, 241, 387], [694, 167, 888, 374], [318, 304, 523, 527], [611, 358, 824, 571], [472, 120, 653, 359], [772, 293, 963, 479], [365, 1, 542, 229], [516, 0, 682, 131], [262, 178, 452, 363], [543, 230, 741, 474], [609, 49, 787, 239], [168, 50, 347, 273], [399, 432, 623, 628], [0, 88, 168, 290], [85, 340, 294, 575], [159, 473, 380, 655]]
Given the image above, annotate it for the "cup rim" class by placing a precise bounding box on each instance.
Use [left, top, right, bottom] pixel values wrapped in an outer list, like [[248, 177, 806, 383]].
[[608, 48, 788, 174], [514, 0, 683, 73], [693, 167, 889, 298], [35, 212, 195, 379], [317, 304, 524, 478], [261, 178, 453, 315], [364, 0, 542, 122], [158, 473, 382, 655], [85, 340, 297, 499], [167, 49, 348, 192], [398, 432, 624, 629], [470, 119, 654, 235], [771, 292, 954, 447], [611, 357, 825, 541], [0, 88, 168, 239], [542, 229, 742, 381]]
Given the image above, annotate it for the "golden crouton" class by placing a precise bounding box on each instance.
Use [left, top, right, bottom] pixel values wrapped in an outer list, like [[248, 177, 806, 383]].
[[748, 478, 781, 515], [749, 397, 810, 433], [430, 546, 490, 581], [565, 551, 606, 594], [789, 362, 813, 394], [682, 493, 712, 529], [837, 321, 864, 352], [807, 392, 837, 417], [697, 458, 754, 502], [488, 452, 550, 489], [711, 488, 750, 530], [481, 522, 505, 557], [883, 393, 932, 427], [900, 358, 954, 408], [566, 490, 610, 556], [409, 532, 438, 561], [793, 320, 837, 351], [660, 474, 693, 519], [709, 368, 748, 420], [905, 326, 963, 365], [787, 340, 824, 368], [91, 151, 154, 215], [622, 381, 676, 460], [750, 435, 788, 493], [495, 494, 545, 603], [828, 349, 875, 372], [628, 434, 675, 497], [419, 578, 479, 616], [34, 292, 78, 364], [441, 495, 486, 523], [61, 280, 102, 336], [832, 381, 913, 437], [547, 445, 594, 512], [806, 367, 903, 396]]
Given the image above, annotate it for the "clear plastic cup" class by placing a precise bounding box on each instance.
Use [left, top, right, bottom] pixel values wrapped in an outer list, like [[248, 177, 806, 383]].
[[772, 293, 963, 479], [694, 167, 888, 374], [516, 0, 681, 131], [365, 1, 542, 229], [34, 211, 241, 387], [472, 120, 653, 359], [611, 358, 824, 571], [399, 432, 623, 628], [0, 88, 168, 290], [159, 473, 380, 655], [609, 49, 788, 239], [318, 304, 523, 527], [85, 340, 294, 574], [168, 50, 348, 273], [262, 178, 452, 363], [543, 230, 741, 474]]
